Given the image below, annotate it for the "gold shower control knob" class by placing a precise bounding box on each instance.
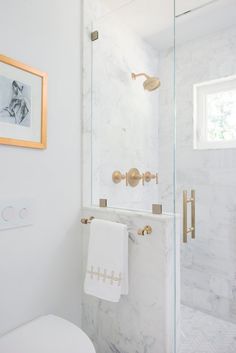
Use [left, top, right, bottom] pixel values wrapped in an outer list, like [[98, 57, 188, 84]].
[[112, 171, 126, 184], [113, 169, 159, 187], [144, 171, 152, 182], [144, 172, 159, 184]]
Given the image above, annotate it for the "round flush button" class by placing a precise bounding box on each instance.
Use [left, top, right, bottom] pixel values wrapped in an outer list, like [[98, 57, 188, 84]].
[[19, 208, 28, 219], [1, 206, 15, 222]]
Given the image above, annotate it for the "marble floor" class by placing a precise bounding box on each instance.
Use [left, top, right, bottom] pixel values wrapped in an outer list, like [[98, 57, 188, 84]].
[[179, 305, 236, 353]]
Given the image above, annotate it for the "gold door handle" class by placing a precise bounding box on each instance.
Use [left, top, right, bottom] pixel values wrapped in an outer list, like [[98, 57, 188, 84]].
[[183, 190, 195, 243]]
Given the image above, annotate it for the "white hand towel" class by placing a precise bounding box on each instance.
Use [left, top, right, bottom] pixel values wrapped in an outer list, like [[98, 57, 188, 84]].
[[84, 219, 128, 302]]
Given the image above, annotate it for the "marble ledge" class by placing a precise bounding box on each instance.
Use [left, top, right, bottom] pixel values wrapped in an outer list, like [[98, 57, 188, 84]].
[[82, 205, 180, 224]]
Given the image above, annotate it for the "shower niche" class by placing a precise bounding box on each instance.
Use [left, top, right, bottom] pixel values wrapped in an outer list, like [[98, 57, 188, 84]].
[[87, 0, 175, 212]]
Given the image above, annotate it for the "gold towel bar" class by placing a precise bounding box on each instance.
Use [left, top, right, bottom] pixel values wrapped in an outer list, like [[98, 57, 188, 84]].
[[81, 217, 94, 224], [81, 217, 153, 236], [137, 225, 153, 236]]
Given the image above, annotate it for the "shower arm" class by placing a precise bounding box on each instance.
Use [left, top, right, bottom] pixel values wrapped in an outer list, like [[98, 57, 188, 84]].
[[131, 72, 150, 80]]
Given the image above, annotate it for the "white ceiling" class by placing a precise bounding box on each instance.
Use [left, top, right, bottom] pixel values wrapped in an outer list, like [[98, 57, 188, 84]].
[[176, 0, 217, 15], [99, 0, 173, 43], [100, 0, 214, 17], [97, 0, 236, 49]]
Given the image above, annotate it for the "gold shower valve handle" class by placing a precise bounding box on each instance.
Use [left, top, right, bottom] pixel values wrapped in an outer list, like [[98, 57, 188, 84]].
[[143, 172, 159, 184], [113, 169, 159, 187], [138, 225, 152, 236], [112, 171, 127, 185], [144, 171, 154, 183]]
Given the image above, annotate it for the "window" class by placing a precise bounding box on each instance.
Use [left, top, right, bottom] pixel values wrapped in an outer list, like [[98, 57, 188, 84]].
[[194, 75, 236, 149]]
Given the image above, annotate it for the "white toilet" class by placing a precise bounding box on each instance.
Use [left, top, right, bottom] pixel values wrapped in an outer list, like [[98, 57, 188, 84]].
[[0, 315, 96, 353]]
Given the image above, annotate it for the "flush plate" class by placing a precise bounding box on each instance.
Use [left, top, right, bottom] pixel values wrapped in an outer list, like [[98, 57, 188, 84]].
[[0, 198, 33, 231]]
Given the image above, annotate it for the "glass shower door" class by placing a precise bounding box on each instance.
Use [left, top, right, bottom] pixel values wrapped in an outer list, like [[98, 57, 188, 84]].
[[175, 1, 236, 352], [83, 1, 177, 353]]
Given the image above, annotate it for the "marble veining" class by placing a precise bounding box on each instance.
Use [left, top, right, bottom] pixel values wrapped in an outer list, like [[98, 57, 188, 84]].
[[159, 24, 236, 324], [91, 14, 159, 211], [81, 207, 180, 353], [82, 0, 162, 211]]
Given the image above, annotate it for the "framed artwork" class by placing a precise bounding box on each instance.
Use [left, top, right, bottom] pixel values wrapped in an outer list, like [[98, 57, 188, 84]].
[[0, 54, 47, 149]]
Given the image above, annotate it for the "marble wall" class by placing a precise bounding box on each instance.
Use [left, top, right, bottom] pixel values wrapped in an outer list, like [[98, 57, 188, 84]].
[[159, 25, 236, 323], [82, 3, 179, 353], [81, 207, 179, 353], [91, 15, 159, 211], [82, 0, 162, 211]]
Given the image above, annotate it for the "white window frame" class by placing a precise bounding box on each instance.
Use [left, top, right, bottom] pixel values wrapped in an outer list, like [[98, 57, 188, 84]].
[[193, 75, 236, 150]]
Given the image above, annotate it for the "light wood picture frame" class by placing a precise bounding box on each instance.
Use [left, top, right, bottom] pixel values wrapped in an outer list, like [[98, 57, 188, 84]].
[[0, 54, 47, 149]]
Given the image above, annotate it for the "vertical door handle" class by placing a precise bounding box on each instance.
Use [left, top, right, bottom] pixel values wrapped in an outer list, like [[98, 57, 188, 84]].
[[183, 190, 195, 243]]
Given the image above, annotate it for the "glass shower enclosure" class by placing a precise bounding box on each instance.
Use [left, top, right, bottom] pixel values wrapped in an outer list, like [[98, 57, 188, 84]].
[[82, 0, 236, 352], [83, 1, 176, 352], [175, 1, 236, 352]]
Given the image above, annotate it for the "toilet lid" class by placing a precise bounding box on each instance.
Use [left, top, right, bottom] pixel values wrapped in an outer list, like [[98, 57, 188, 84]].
[[0, 315, 96, 353]]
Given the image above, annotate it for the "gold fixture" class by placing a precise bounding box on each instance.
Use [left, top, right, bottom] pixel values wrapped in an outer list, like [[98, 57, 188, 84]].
[[144, 172, 158, 184], [137, 225, 153, 236], [112, 171, 127, 185], [91, 31, 99, 41], [127, 168, 144, 187], [81, 216, 94, 224], [99, 199, 107, 208], [127, 169, 158, 187], [112, 168, 158, 187], [81, 217, 153, 237], [183, 190, 195, 243], [152, 204, 162, 215], [131, 72, 161, 91]]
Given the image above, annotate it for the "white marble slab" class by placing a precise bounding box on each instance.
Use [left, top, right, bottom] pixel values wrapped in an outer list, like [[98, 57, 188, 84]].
[[81, 206, 180, 353], [82, 0, 164, 211], [159, 25, 236, 323]]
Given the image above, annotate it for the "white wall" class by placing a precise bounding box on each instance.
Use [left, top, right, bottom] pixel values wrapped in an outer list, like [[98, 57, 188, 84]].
[[0, 0, 82, 334]]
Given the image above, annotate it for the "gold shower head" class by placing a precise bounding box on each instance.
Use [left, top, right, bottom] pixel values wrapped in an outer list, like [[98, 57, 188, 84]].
[[131, 72, 161, 91]]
